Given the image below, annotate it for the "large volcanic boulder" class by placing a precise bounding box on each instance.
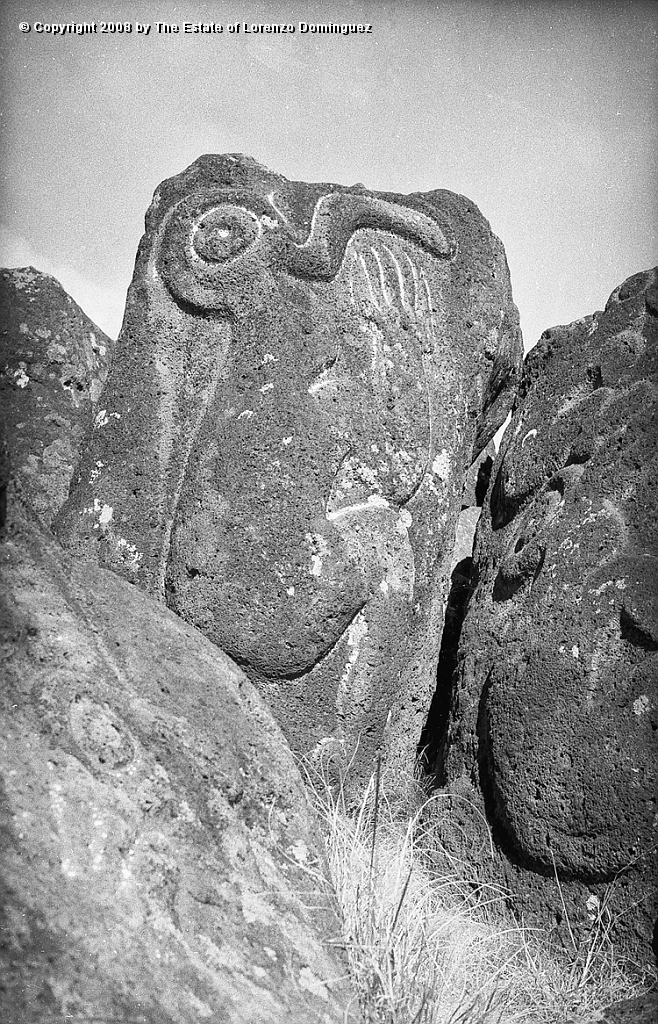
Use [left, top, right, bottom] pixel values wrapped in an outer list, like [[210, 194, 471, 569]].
[[0, 268, 113, 527], [53, 154, 522, 790], [0, 502, 357, 1024], [436, 268, 658, 963]]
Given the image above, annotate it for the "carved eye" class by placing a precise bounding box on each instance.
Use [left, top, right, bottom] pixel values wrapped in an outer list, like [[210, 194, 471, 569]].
[[191, 205, 260, 263]]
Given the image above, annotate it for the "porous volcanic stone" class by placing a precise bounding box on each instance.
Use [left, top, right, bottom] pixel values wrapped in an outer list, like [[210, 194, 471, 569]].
[[597, 993, 658, 1024], [54, 153, 522, 792], [437, 268, 658, 964], [0, 268, 113, 526], [0, 502, 358, 1024]]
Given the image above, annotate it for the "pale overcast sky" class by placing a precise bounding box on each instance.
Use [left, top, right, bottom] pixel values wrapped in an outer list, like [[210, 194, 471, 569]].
[[1, 0, 656, 349]]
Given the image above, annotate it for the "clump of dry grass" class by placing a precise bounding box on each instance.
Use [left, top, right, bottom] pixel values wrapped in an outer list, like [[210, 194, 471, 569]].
[[301, 755, 656, 1024]]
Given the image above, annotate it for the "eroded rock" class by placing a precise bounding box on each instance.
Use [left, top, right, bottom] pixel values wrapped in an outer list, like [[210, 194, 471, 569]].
[[436, 268, 658, 963], [0, 268, 114, 526], [53, 154, 522, 789], [0, 502, 358, 1024]]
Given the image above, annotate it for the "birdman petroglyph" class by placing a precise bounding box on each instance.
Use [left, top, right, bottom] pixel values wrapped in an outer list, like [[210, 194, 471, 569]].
[[55, 154, 522, 789]]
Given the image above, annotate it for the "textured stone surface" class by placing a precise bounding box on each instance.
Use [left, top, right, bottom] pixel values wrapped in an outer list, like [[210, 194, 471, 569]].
[[54, 153, 522, 789], [437, 268, 658, 962], [0, 267, 113, 526], [0, 503, 358, 1024], [596, 993, 658, 1024]]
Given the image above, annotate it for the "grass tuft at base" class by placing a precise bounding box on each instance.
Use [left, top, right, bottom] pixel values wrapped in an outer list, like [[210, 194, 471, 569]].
[[301, 757, 656, 1024]]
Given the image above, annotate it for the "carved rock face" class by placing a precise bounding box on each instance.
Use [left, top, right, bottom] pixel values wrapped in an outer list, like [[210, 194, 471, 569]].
[[442, 268, 658, 960], [54, 154, 522, 786]]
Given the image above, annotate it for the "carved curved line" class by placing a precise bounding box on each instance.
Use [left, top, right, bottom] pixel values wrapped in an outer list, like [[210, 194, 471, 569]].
[[370, 246, 393, 306], [326, 495, 391, 521], [157, 335, 230, 599], [420, 269, 437, 343], [266, 190, 289, 224], [284, 192, 455, 281], [357, 253, 383, 312], [189, 204, 263, 263], [400, 248, 420, 313], [348, 256, 357, 306], [381, 244, 409, 312]]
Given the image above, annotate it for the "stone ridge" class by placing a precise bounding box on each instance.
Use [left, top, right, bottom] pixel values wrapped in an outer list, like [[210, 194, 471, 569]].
[[53, 153, 523, 793], [0, 267, 114, 527]]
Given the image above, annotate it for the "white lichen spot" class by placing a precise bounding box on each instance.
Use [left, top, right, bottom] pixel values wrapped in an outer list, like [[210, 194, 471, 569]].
[[398, 509, 413, 530], [94, 409, 121, 429], [98, 504, 113, 527], [286, 586, 295, 596], [115, 537, 143, 570], [357, 463, 378, 485], [572, 645, 579, 659], [237, 409, 254, 421], [615, 579, 627, 590], [589, 580, 613, 596], [288, 841, 309, 865], [431, 449, 451, 481], [305, 532, 330, 577], [261, 215, 279, 230], [89, 460, 104, 483], [264, 947, 277, 961], [633, 695, 650, 717], [19, 322, 30, 334], [81, 497, 104, 520], [282, 436, 293, 446], [521, 428, 538, 448], [379, 579, 389, 594], [262, 352, 277, 364], [13, 364, 30, 388], [60, 857, 77, 879], [259, 382, 275, 394], [298, 966, 330, 1001]]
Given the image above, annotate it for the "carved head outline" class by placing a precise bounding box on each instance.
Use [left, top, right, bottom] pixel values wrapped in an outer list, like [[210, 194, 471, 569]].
[[157, 188, 458, 315]]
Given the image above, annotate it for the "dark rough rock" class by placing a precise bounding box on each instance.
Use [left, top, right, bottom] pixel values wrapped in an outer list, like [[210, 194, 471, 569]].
[[0, 267, 114, 526], [432, 268, 658, 964], [596, 993, 658, 1023], [53, 153, 522, 791], [0, 501, 358, 1024], [417, 443, 495, 772]]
